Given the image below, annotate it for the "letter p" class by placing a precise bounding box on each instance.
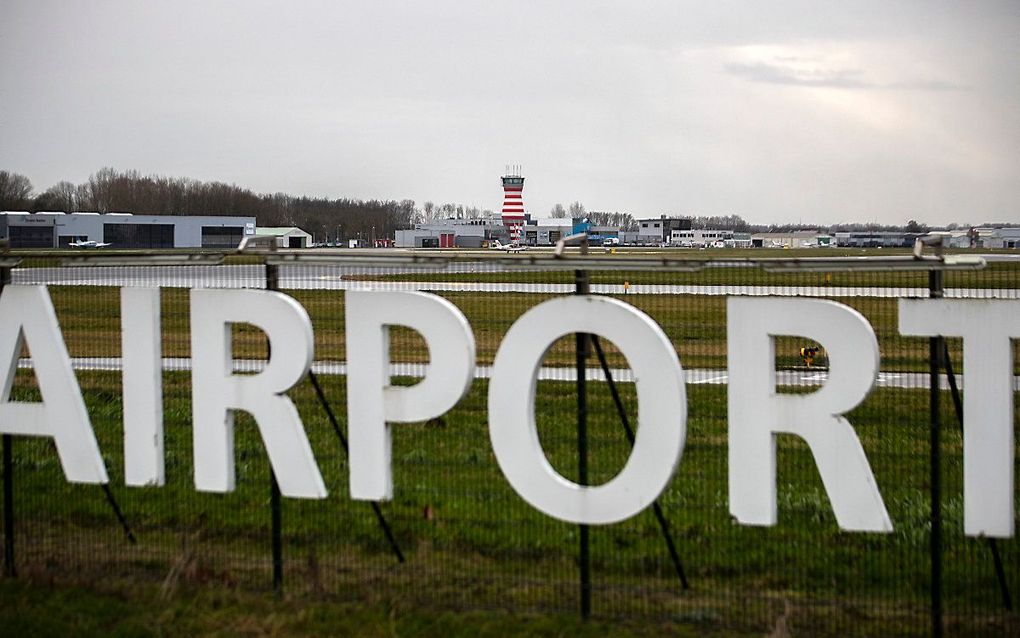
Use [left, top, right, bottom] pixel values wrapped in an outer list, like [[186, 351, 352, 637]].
[[346, 291, 476, 500]]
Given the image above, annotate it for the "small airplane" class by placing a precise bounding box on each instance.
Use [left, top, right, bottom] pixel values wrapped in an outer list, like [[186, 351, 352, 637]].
[[69, 239, 112, 248], [489, 240, 528, 253]]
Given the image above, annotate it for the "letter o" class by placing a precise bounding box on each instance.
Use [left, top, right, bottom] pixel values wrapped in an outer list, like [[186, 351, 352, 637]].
[[488, 295, 687, 524]]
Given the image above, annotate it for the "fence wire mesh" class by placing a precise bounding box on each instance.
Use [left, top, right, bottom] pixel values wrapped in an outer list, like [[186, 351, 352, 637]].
[[2, 251, 1018, 635]]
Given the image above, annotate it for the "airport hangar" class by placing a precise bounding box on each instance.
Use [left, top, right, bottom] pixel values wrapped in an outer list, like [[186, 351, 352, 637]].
[[0, 212, 256, 249]]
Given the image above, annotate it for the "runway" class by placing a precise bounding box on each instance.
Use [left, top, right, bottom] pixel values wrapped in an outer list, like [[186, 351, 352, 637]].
[[11, 264, 1019, 299], [22, 357, 1020, 391]]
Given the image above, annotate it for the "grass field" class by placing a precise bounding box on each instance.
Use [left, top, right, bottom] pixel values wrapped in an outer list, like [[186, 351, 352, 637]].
[[365, 258, 1020, 290], [2, 255, 1019, 635], [45, 281, 1018, 372]]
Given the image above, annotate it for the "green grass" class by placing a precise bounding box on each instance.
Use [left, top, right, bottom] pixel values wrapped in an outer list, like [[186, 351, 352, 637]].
[[365, 266, 1020, 290], [5, 368, 1019, 634], [356, 250, 1020, 289], [0, 578, 757, 637], [43, 284, 1018, 373]]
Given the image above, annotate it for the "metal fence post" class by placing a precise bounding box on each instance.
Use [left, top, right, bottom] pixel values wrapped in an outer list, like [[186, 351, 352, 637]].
[[928, 267, 944, 638], [1, 432, 11, 579], [556, 232, 594, 619], [575, 266, 591, 619], [266, 258, 284, 593], [941, 341, 1012, 610], [1, 257, 13, 578]]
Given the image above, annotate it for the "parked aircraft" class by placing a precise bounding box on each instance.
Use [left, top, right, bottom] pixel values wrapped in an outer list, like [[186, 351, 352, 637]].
[[489, 240, 528, 253], [69, 239, 112, 248]]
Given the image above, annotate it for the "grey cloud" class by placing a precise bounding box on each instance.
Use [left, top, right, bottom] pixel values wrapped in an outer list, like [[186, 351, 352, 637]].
[[726, 62, 961, 91], [726, 62, 871, 88], [886, 79, 962, 91]]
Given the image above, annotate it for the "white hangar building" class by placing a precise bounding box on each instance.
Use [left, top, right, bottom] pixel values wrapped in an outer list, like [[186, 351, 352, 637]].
[[0, 212, 256, 249]]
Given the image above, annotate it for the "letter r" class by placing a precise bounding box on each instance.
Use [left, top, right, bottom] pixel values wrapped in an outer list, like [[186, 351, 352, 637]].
[[728, 297, 891, 532]]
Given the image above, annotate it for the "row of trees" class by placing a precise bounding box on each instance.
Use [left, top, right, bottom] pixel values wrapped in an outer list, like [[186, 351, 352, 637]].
[[419, 201, 493, 222], [548, 202, 639, 231], [0, 168, 419, 242]]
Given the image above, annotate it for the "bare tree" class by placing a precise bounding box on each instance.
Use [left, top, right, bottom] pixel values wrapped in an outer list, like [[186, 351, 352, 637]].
[[77, 166, 118, 211], [33, 181, 78, 212], [905, 219, 928, 233], [568, 201, 586, 219], [0, 170, 34, 210], [409, 203, 424, 225], [691, 214, 749, 231], [549, 203, 566, 218], [598, 211, 636, 231]]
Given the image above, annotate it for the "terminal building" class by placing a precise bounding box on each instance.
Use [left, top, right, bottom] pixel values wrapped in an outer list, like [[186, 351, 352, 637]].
[[396, 215, 607, 248], [636, 216, 693, 245], [0, 212, 256, 249]]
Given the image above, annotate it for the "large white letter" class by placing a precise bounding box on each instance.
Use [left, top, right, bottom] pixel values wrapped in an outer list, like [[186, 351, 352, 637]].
[[0, 285, 107, 483], [190, 289, 325, 498], [121, 287, 164, 486], [345, 291, 475, 500], [899, 299, 1020, 537], [488, 295, 686, 525], [727, 297, 891, 532]]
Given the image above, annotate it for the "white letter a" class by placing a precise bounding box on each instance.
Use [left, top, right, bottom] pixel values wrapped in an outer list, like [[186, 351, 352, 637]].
[[0, 285, 108, 483]]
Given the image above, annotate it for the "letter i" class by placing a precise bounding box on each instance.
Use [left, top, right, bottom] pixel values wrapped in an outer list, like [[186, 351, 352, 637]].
[[121, 287, 165, 486]]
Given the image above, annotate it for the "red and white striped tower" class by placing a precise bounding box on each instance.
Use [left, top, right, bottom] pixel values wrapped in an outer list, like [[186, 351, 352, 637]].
[[500, 165, 526, 244]]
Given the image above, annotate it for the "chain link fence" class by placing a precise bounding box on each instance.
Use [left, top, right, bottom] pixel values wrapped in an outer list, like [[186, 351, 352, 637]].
[[1, 249, 1018, 635]]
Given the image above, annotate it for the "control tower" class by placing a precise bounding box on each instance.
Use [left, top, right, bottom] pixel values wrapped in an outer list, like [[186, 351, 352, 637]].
[[500, 165, 525, 244]]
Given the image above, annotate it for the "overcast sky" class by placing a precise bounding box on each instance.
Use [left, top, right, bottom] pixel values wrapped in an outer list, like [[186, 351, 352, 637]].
[[2, 1, 1018, 225]]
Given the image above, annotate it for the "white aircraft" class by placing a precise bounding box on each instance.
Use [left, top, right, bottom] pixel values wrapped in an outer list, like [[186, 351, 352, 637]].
[[69, 239, 112, 248], [489, 240, 528, 253]]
